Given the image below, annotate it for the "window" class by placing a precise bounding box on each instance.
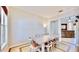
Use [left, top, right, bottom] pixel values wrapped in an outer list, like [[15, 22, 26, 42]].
[[1, 7, 8, 50]]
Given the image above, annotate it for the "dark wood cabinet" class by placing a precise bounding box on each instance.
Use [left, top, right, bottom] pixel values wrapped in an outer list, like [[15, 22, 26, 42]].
[[61, 30, 74, 38]]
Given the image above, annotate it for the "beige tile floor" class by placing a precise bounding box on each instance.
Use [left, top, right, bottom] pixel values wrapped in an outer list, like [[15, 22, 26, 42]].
[[9, 45, 64, 52], [11, 43, 68, 52], [9, 41, 77, 52], [20, 46, 31, 52], [10, 47, 20, 52], [9, 37, 75, 52]]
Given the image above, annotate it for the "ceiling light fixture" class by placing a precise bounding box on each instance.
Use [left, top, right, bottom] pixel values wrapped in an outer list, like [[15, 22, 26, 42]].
[[59, 10, 63, 13]]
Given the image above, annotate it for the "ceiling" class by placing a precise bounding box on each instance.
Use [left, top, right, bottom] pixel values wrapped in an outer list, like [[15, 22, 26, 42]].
[[9, 6, 79, 19]]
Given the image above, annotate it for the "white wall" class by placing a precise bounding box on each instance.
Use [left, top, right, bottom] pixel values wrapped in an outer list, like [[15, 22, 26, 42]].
[[8, 7, 46, 47]]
